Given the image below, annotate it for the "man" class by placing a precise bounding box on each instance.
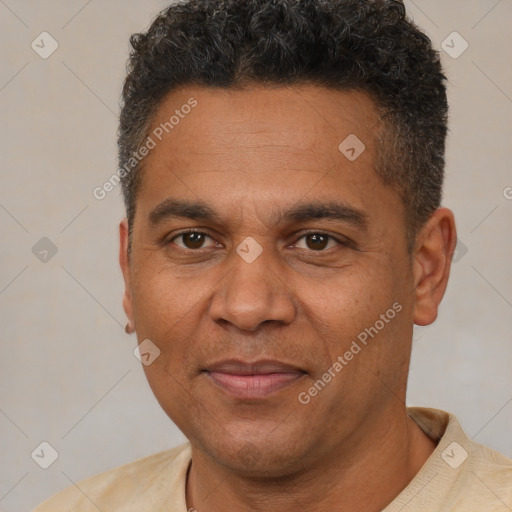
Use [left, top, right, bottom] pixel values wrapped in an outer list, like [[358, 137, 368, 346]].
[[34, 0, 512, 510]]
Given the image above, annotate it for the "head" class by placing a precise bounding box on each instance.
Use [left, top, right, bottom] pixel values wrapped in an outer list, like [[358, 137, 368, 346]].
[[118, 0, 456, 477]]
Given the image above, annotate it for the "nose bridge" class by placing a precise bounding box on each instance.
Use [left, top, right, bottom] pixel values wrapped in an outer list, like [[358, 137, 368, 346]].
[[209, 242, 296, 331]]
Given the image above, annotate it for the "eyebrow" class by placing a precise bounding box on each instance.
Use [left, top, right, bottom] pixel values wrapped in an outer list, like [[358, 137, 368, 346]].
[[279, 202, 367, 229], [148, 198, 368, 230], [148, 199, 223, 226]]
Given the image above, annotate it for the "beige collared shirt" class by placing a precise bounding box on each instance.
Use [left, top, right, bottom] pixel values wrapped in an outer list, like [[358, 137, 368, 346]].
[[33, 407, 512, 511]]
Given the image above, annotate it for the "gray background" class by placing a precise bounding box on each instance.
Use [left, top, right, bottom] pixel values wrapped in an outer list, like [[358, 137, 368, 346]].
[[0, 1, 511, 510]]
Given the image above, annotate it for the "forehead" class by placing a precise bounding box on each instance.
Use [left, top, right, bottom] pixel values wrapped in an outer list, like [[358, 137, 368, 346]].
[[146, 84, 380, 165], [134, 84, 401, 232]]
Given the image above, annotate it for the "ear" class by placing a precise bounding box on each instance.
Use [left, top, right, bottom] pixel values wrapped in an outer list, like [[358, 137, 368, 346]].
[[119, 219, 134, 331], [412, 208, 457, 326]]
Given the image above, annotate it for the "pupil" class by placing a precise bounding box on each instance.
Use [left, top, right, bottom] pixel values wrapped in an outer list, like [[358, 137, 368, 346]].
[[185, 233, 204, 248], [307, 234, 327, 250]]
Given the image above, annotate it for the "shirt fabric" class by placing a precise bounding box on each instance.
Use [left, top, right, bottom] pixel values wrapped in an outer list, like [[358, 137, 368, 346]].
[[33, 407, 512, 511]]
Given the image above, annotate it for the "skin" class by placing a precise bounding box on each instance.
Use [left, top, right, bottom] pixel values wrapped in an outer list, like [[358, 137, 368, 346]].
[[119, 84, 457, 512]]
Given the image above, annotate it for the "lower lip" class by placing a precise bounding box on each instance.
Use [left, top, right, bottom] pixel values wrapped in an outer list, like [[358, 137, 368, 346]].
[[206, 371, 305, 399]]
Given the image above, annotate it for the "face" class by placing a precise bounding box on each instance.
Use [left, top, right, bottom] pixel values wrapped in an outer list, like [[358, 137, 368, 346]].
[[120, 85, 429, 476]]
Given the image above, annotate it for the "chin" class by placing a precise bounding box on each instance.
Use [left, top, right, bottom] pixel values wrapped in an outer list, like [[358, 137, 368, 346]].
[[193, 425, 313, 478]]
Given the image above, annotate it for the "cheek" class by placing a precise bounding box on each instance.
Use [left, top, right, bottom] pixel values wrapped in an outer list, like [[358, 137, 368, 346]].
[[302, 263, 397, 337], [130, 259, 207, 333], [129, 268, 206, 391], [142, 358, 203, 436], [296, 267, 410, 407], [136, 295, 204, 425]]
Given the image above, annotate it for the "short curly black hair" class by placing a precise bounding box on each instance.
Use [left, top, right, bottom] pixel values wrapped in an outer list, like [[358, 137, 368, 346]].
[[118, 0, 448, 249]]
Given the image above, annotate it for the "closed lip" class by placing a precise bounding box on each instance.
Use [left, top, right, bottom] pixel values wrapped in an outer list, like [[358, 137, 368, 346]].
[[203, 358, 306, 375], [202, 359, 307, 399]]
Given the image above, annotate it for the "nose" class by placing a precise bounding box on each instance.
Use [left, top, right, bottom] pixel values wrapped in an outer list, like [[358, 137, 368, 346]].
[[209, 246, 297, 332]]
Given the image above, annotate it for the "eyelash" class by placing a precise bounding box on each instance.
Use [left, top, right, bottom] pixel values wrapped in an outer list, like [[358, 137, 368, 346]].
[[168, 228, 349, 252]]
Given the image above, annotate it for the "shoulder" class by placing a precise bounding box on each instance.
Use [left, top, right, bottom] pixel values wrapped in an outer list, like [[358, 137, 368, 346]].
[[32, 442, 191, 511], [400, 407, 512, 510], [467, 438, 512, 494]]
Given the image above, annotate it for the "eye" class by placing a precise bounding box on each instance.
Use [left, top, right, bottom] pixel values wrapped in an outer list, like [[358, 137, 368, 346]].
[[170, 230, 219, 250], [294, 232, 344, 251], [168, 230, 348, 252]]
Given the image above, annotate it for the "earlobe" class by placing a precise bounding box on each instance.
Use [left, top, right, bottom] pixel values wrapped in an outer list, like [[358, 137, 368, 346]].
[[412, 208, 457, 326], [119, 219, 135, 333]]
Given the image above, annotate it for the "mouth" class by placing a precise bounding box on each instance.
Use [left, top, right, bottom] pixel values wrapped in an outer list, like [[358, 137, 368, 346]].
[[202, 359, 307, 399]]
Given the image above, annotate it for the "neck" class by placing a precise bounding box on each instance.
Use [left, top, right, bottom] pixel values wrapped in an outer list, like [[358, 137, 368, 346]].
[[186, 409, 437, 512]]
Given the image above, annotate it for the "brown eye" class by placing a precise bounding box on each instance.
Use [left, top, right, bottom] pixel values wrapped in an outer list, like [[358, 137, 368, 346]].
[[295, 232, 341, 252], [183, 232, 206, 249], [306, 234, 329, 250], [172, 231, 215, 250]]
